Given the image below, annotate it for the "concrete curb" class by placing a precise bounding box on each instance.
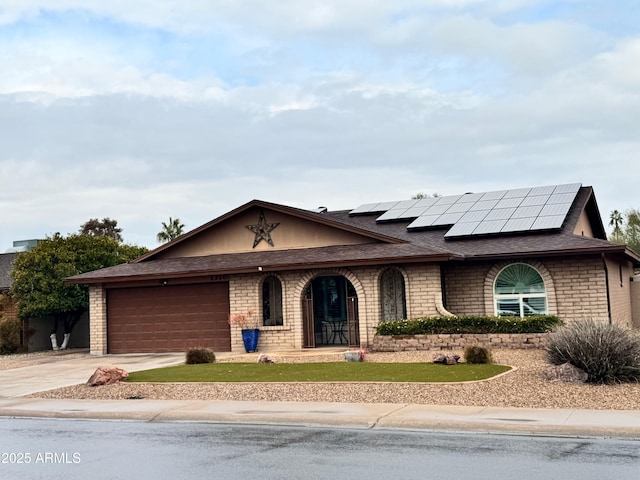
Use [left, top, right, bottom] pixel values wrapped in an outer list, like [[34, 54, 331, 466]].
[[1, 398, 640, 439]]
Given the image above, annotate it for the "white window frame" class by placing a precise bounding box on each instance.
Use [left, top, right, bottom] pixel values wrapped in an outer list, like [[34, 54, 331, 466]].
[[493, 263, 547, 318]]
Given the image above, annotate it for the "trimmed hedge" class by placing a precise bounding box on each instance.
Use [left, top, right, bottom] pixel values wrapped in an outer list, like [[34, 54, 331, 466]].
[[375, 315, 561, 336]]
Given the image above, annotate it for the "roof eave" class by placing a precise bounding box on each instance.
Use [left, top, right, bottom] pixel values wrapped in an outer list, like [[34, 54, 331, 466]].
[[67, 252, 459, 285]]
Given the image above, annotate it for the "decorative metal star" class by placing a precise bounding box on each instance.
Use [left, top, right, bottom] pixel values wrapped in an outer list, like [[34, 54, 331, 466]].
[[246, 210, 279, 248]]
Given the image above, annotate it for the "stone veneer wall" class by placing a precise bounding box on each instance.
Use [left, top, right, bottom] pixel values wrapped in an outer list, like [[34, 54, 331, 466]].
[[372, 333, 547, 351]]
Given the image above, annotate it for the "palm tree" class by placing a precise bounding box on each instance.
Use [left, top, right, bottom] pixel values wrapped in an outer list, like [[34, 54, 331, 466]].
[[157, 217, 186, 243], [609, 210, 624, 243]]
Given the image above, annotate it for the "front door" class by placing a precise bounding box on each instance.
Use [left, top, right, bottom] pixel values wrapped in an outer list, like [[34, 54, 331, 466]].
[[303, 276, 360, 348]]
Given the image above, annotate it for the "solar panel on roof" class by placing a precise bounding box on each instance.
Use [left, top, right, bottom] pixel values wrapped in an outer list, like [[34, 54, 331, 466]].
[[484, 208, 516, 221], [529, 185, 556, 196], [552, 183, 581, 194], [512, 205, 544, 218], [444, 221, 480, 237], [540, 203, 572, 216], [376, 208, 410, 221], [406, 214, 442, 229], [446, 202, 475, 213], [501, 217, 536, 233], [350, 182, 582, 238], [503, 187, 531, 198], [479, 190, 508, 201], [469, 199, 499, 211], [473, 219, 508, 235], [459, 209, 491, 222], [495, 197, 524, 209], [547, 193, 577, 204], [434, 212, 465, 225], [532, 215, 565, 230], [519, 195, 549, 207]]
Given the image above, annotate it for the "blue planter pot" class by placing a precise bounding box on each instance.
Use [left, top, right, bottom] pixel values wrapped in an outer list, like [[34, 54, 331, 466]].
[[241, 329, 260, 353]]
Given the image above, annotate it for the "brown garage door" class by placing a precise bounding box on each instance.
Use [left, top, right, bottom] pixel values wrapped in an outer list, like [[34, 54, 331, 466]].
[[107, 283, 230, 354]]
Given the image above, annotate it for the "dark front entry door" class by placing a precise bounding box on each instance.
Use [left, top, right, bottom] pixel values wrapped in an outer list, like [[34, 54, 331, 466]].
[[303, 276, 359, 348]]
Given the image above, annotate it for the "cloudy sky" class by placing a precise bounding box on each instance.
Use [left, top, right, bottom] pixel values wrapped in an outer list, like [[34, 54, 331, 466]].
[[1, 1, 638, 249]]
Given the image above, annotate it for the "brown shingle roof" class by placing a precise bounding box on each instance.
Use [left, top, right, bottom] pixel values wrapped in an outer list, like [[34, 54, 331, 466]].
[[67, 186, 640, 285]]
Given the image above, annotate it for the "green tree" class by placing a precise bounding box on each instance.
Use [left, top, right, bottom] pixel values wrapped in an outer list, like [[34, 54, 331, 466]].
[[79, 217, 123, 243], [411, 192, 441, 199], [157, 217, 186, 243], [625, 208, 640, 254], [10, 234, 147, 350], [608, 208, 640, 257], [609, 210, 624, 244]]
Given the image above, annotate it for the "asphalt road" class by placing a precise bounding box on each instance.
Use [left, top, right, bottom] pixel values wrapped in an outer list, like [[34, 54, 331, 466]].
[[1, 418, 639, 480]]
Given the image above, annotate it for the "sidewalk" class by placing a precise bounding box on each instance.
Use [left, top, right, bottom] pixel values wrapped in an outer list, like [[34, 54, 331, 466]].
[[1, 351, 640, 438], [1, 397, 640, 438]]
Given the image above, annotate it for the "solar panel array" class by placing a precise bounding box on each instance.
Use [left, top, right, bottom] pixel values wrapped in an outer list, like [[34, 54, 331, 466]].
[[349, 183, 581, 238]]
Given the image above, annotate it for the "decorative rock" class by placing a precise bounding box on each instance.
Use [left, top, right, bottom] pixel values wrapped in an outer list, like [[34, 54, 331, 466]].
[[257, 354, 275, 364], [433, 353, 460, 365], [543, 363, 588, 383], [86, 366, 129, 386]]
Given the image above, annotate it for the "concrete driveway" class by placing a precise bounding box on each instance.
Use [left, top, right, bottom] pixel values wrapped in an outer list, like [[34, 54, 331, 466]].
[[0, 352, 184, 398]]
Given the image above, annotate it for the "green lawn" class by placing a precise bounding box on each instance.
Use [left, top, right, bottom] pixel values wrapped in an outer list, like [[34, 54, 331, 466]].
[[127, 362, 511, 383]]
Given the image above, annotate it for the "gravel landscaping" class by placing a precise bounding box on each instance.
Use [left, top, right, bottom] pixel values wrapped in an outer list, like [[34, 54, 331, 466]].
[[5, 349, 638, 410]]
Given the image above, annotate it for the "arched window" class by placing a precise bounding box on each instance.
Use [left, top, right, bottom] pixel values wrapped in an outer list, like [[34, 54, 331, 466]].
[[494, 263, 547, 317], [262, 276, 283, 326], [380, 268, 407, 321]]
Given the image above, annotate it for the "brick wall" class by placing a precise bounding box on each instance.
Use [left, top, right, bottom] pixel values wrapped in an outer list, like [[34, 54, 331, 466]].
[[372, 333, 547, 351], [227, 264, 444, 352], [0, 293, 18, 322], [88, 284, 107, 355], [443, 256, 613, 325]]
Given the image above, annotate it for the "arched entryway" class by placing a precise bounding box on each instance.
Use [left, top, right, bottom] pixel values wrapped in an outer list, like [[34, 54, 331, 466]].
[[302, 275, 360, 348]]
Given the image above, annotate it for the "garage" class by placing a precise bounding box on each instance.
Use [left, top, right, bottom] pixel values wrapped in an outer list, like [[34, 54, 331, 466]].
[[106, 283, 230, 354]]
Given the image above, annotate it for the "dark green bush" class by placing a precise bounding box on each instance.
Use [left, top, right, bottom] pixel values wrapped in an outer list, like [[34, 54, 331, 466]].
[[375, 315, 561, 336], [464, 345, 493, 364], [0, 317, 22, 355], [546, 320, 640, 384], [186, 348, 216, 365]]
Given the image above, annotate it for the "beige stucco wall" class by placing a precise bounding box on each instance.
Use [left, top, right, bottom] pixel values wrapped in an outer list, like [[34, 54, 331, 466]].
[[443, 256, 613, 324], [632, 275, 640, 328], [154, 207, 379, 259], [605, 257, 635, 327], [573, 209, 595, 238]]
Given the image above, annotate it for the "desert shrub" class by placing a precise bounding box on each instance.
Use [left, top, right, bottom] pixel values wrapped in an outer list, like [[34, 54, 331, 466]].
[[546, 320, 640, 384], [376, 315, 561, 336], [464, 345, 493, 364], [185, 348, 216, 365], [0, 317, 22, 355]]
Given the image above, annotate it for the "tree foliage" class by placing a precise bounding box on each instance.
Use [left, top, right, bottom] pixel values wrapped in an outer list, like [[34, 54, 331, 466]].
[[157, 217, 186, 243], [609, 208, 640, 254], [10, 233, 147, 333], [79, 217, 123, 243]]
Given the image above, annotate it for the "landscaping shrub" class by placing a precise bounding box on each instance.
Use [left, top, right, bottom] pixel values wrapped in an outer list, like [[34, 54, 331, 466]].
[[0, 317, 22, 355], [376, 315, 561, 336], [546, 319, 640, 384], [185, 348, 216, 365], [464, 345, 493, 364]]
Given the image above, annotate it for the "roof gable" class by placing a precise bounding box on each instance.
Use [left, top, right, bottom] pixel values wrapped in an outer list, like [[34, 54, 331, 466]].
[[138, 200, 405, 262]]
